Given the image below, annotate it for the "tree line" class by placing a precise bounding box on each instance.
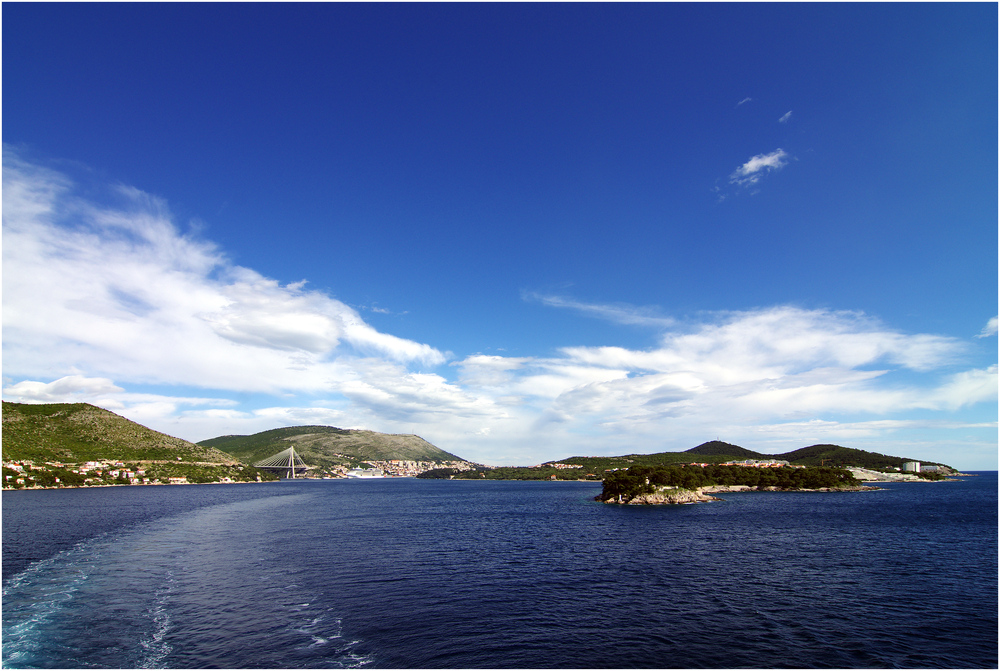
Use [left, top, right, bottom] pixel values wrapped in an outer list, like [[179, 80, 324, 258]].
[[598, 464, 861, 502]]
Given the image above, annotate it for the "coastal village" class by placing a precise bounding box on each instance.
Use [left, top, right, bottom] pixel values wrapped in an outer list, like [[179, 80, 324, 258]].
[[1, 457, 482, 489], [1, 401, 957, 490], [3, 456, 955, 490], [329, 459, 477, 478], [1, 459, 263, 488]]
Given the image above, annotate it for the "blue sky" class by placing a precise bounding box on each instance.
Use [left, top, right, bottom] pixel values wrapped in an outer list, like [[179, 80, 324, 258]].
[[3, 4, 997, 469]]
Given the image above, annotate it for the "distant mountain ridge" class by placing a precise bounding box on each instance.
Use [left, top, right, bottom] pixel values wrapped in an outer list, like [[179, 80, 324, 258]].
[[2, 402, 945, 475], [557, 441, 946, 471], [683, 441, 939, 468], [198, 425, 465, 471]]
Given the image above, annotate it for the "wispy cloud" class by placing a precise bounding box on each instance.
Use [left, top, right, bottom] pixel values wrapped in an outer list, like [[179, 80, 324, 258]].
[[729, 148, 790, 188], [736, 97, 752, 107], [559, 305, 963, 376], [3, 376, 237, 412], [3, 150, 994, 467], [522, 292, 675, 328], [975, 316, 998, 338], [778, 110, 792, 123], [2, 147, 444, 396], [4, 375, 125, 401], [453, 305, 989, 462]]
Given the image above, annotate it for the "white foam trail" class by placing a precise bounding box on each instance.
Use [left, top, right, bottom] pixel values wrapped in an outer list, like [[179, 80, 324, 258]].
[[135, 571, 175, 668]]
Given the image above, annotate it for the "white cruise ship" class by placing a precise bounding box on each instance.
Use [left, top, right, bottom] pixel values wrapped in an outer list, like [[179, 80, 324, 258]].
[[345, 468, 384, 479]]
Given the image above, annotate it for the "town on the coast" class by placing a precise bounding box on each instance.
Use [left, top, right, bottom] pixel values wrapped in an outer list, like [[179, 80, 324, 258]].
[[0, 456, 481, 488], [1, 454, 955, 490], [2, 458, 261, 488], [2, 401, 962, 497]]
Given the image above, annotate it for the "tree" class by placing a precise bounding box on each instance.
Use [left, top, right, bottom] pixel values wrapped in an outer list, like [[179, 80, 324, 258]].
[[598, 469, 654, 502]]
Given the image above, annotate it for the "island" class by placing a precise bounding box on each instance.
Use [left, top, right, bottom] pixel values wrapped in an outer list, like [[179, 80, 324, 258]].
[[596, 463, 880, 504]]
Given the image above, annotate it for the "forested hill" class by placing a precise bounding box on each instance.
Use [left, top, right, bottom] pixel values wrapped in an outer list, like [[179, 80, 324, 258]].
[[2, 402, 241, 464], [683, 441, 929, 468], [776, 444, 924, 468], [554, 441, 947, 472], [199, 426, 464, 471], [685, 441, 761, 458]]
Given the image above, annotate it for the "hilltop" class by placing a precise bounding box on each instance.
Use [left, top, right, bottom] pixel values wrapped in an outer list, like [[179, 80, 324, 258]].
[[554, 441, 947, 471], [685, 441, 761, 459], [2, 402, 241, 464], [199, 426, 466, 472], [426, 440, 950, 480], [1, 402, 273, 487], [683, 441, 939, 469]]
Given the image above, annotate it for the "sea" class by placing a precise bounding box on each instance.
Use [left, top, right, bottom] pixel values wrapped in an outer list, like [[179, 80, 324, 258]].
[[2, 473, 997, 669]]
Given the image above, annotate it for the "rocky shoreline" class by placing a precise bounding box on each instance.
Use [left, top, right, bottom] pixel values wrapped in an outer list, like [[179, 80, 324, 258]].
[[622, 488, 722, 504], [604, 483, 881, 505], [846, 467, 965, 482]]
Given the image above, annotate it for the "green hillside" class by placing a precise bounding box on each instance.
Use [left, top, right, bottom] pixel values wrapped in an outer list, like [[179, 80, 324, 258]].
[[779, 444, 937, 469], [548, 443, 763, 475], [3, 401, 947, 485], [199, 425, 465, 471], [548, 441, 948, 475], [685, 441, 763, 459], [2, 402, 242, 464]]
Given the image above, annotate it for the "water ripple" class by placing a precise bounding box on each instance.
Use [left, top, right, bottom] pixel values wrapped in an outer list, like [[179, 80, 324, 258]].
[[2, 476, 996, 668]]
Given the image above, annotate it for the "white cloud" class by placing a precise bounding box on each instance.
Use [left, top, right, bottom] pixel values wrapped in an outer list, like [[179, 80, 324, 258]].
[[736, 97, 752, 107], [456, 355, 531, 389], [746, 417, 997, 444], [975, 316, 998, 338], [3, 375, 124, 401], [4, 303, 993, 466], [3, 150, 995, 468], [730, 149, 789, 187], [460, 305, 989, 462], [523, 292, 675, 328], [338, 359, 501, 422], [927, 365, 998, 410], [2, 149, 444, 401], [561, 306, 960, 378], [779, 110, 792, 123], [1, 375, 239, 411]]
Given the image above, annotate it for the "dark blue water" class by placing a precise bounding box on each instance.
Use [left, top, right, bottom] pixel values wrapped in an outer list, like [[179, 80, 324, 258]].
[[3, 474, 997, 668]]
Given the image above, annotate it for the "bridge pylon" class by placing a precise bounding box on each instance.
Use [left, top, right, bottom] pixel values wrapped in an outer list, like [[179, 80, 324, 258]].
[[254, 446, 311, 478]]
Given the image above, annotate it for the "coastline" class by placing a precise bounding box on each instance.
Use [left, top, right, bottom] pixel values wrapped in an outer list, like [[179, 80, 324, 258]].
[[2, 479, 278, 491], [604, 483, 883, 505], [8, 471, 971, 493], [846, 467, 967, 482]]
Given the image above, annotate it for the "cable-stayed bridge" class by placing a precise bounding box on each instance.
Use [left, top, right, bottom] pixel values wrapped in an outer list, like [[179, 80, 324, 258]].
[[254, 446, 310, 478]]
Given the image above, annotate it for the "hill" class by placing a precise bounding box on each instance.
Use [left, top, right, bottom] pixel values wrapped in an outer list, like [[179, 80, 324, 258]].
[[2, 402, 241, 465], [778, 444, 933, 469], [685, 441, 763, 459], [198, 425, 465, 471], [549, 441, 947, 475]]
